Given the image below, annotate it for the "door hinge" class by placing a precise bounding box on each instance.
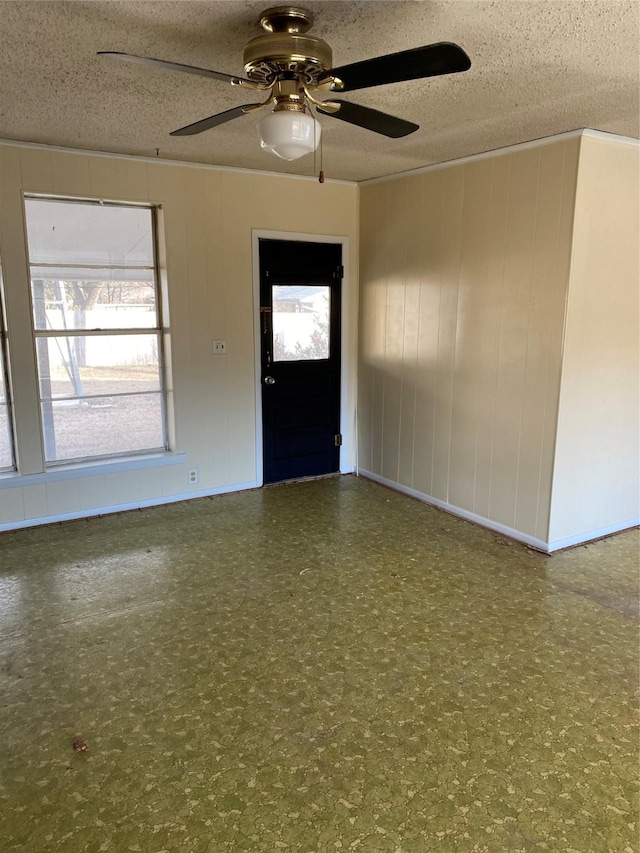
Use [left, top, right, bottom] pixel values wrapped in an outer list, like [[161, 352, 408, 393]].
[[334, 433, 342, 447]]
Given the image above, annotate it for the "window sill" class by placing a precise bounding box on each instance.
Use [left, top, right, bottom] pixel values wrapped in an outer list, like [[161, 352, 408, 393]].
[[0, 452, 186, 490]]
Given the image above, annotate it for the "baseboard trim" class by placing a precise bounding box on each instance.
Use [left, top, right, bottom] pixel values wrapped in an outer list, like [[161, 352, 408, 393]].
[[548, 518, 640, 552], [358, 470, 640, 552], [0, 480, 260, 532], [357, 470, 552, 552]]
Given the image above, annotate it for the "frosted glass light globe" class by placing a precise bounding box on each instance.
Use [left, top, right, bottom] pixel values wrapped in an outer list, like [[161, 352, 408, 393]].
[[258, 110, 321, 161]]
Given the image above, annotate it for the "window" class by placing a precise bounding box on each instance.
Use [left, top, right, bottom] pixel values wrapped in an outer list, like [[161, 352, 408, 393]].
[[24, 197, 167, 464], [0, 267, 15, 470], [272, 285, 330, 361]]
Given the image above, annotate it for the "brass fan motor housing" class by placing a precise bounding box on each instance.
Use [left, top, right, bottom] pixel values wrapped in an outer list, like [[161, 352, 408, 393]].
[[244, 6, 332, 86]]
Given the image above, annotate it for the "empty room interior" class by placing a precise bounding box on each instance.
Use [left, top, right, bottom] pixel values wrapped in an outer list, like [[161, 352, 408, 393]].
[[0, 1, 638, 851]]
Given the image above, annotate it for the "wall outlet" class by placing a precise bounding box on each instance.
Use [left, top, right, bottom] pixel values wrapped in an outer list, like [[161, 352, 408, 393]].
[[188, 468, 199, 484], [212, 340, 226, 354]]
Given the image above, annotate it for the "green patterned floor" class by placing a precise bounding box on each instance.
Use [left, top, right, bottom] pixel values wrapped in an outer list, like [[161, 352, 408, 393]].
[[0, 475, 638, 852]]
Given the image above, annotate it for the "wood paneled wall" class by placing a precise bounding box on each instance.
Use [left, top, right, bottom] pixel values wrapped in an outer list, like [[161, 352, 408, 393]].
[[358, 139, 580, 545]]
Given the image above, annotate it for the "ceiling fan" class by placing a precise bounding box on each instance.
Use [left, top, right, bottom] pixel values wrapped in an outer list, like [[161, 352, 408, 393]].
[[99, 5, 471, 162]]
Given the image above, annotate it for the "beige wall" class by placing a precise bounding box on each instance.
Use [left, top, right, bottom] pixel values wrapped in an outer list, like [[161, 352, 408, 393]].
[[549, 136, 640, 545], [358, 139, 581, 547], [2, 132, 635, 544], [0, 144, 358, 527]]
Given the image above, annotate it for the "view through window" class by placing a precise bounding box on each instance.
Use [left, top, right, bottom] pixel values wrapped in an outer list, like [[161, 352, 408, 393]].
[[272, 285, 330, 361], [24, 197, 167, 463], [0, 273, 14, 469]]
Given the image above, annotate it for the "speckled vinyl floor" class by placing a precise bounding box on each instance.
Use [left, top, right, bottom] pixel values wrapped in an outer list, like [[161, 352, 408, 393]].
[[0, 475, 638, 853]]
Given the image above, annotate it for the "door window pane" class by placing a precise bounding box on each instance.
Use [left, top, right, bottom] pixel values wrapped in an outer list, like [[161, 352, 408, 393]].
[[272, 285, 330, 361]]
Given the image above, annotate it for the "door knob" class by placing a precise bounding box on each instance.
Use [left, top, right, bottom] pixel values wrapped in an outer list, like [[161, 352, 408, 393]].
[[264, 375, 276, 385]]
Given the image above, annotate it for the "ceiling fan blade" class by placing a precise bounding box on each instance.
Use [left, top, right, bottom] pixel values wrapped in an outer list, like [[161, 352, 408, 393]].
[[98, 52, 256, 87], [320, 42, 470, 92], [317, 101, 418, 138], [170, 104, 261, 136]]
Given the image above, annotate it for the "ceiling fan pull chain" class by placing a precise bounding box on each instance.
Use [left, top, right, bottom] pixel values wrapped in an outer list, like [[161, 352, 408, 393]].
[[319, 126, 325, 184], [313, 116, 317, 177]]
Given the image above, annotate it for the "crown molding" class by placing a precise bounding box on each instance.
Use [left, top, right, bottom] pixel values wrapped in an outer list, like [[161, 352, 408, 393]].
[[360, 128, 639, 186], [582, 129, 640, 147], [1, 129, 636, 189], [0, 138, 357, 186]]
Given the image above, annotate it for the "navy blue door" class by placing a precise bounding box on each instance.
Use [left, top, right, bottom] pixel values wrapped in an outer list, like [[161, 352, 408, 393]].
[[260, 239, 342, 484]]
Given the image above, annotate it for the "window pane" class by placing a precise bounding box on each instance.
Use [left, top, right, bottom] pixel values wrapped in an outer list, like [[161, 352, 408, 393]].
[[24, 199, 154, 266], [0, 403, 14, 469], [272, 285, 330, 361], [30, 276, 156, 331], [42, 393, 165, 463], [0, 346, 11, 469], [36, 335, 161, 400], [0, 347, 13, 468], [0, 350, 6, 405]]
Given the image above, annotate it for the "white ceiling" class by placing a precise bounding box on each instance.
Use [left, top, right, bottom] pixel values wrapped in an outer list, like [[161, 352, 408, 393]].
[[0, 0, 638, 182]]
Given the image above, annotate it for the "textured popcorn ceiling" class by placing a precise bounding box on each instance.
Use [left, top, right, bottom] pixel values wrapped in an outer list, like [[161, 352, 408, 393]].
[[0, 0, 638, 181]]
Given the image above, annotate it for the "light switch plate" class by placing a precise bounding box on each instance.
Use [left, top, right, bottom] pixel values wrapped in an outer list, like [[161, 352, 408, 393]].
[[212, 340, 226, 354]]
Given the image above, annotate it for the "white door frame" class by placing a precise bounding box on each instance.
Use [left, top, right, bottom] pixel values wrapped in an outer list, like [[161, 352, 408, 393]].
[[251, 229, 355, 486]]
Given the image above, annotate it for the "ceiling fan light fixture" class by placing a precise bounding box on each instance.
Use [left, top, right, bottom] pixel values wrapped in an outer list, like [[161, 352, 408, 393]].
[[258, 107, 320, 160], [101, 7, 472, 157]]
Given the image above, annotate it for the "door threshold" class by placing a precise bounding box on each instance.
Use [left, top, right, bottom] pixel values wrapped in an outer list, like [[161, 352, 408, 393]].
[[264, 472, 341, 488]]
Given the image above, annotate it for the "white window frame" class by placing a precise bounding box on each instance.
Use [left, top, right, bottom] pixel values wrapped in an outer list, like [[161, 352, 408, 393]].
[[25, 195, 169, 466], [0, 271, 16, 471]]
